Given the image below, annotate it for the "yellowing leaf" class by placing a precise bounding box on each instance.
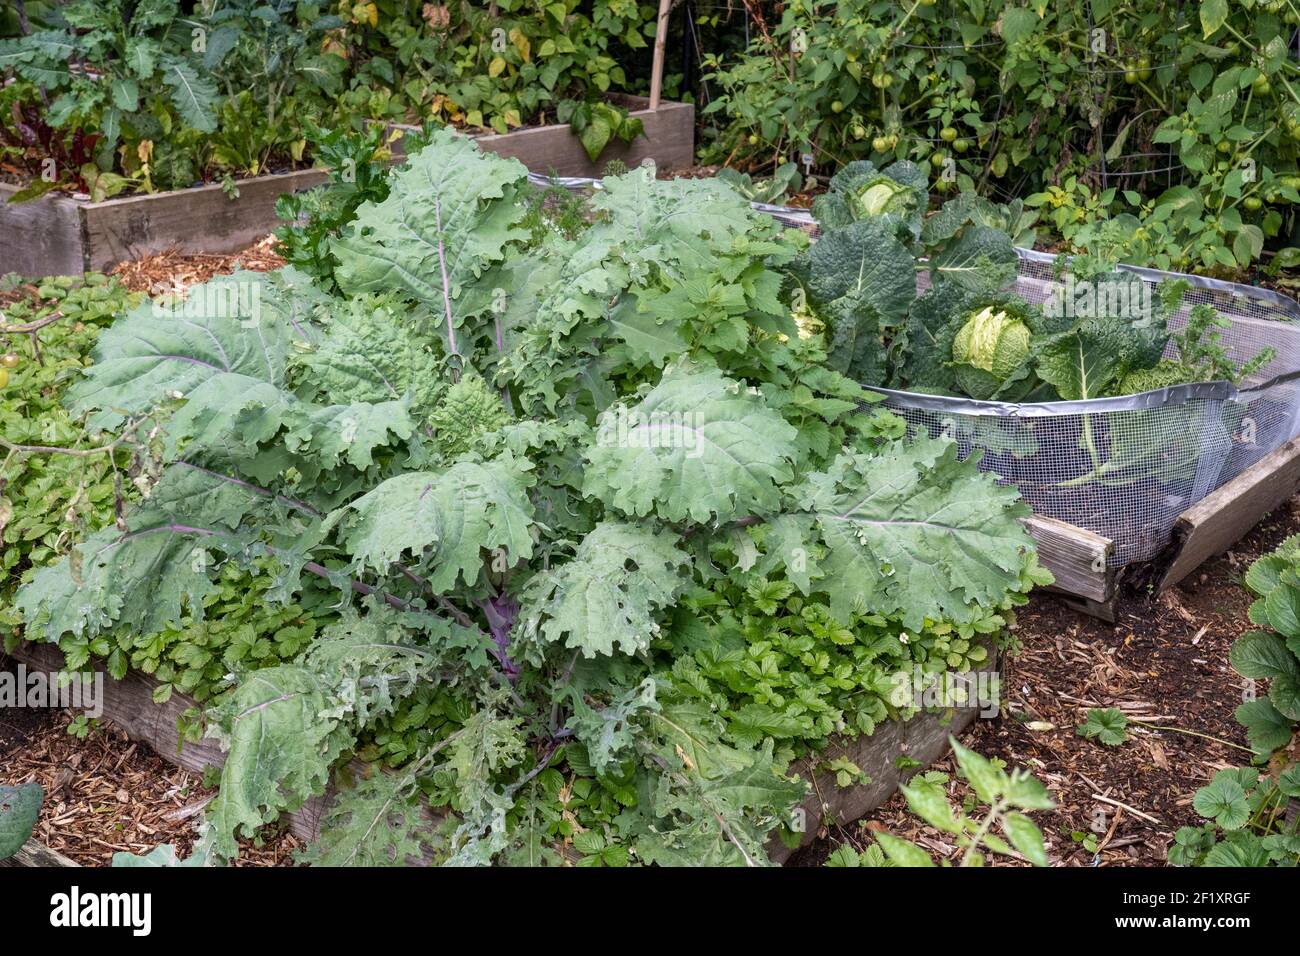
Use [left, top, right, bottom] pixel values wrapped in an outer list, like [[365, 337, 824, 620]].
[[488, 55, 506, 78], [509, 28, 531, 62], [503, 108, 522, 129]]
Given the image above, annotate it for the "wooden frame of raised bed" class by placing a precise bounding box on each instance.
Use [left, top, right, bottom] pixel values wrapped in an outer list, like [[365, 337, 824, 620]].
[[0, 169, 328, 277], [389, 95, 695, 177], [2, 640, 996, 866], [0, 96, 694, 278], [1022, 437, 1300, 620]]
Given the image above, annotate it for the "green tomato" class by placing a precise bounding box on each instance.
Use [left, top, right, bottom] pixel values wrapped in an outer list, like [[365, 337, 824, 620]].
[[0, 368, 8, 389], [930, 150, 947, 167], [0, 353, 17, 369], [953, 138, 970, 153], [872, 135, 889, 153], [939, 126, 958, 142], [831, 100, 844, 113], [747, 134, 759, 145], [1244, 196, 1263, 211], [850, 123, 866, 140], [1253, 74, 1272, 95], [1124, 69, 1139, 84], [1216, 139, 1232, 153], [919, 0, 937, 6]]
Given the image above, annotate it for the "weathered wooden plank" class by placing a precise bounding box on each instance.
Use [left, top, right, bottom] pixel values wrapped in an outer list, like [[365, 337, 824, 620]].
[[1157, 438, 1300, 592], [1, 169, 327, 279], [0, 184, 86, 276], [391, 97, 696, 176], [80, 168, 327, 272], [767, 661, 999, 863], [1023, 514, 1115, 603], [0, 839, 80, 868], [1058, 594, 1119, 623]]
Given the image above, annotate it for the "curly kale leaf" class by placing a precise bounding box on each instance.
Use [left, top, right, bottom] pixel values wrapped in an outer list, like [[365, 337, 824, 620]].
[[205, 666, 350, 858], [207, 602, 467, 861], [521, 522, 690, 658], [66, 269, 309, 431], [583, 363, 799, 523], [332, 128, 530, 332], [788, 435, 1047, 629], [503, 170, 795, 413], [292, 296, 447, 417], [324, 455, 535, 591], [297, 771, 438, 867], [16, 464, 299, 643], [626, 705, 806, 867]]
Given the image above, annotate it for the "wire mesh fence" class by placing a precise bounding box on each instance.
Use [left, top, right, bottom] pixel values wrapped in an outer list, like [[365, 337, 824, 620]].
[[882, 250, 1300, 566]]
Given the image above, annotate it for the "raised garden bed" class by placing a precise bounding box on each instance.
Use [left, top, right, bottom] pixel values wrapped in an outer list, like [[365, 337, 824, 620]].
[[4, 640, 996, 866], [391, 96, 695, 177], [1027, 436, 1300, 620], [0, 169, 327, 277], [0, 97, 694, 278]]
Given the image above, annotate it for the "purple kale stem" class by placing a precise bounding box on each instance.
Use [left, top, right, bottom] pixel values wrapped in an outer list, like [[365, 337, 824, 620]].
[[303, 561, 413, 613], [477, 593, 520, 683]]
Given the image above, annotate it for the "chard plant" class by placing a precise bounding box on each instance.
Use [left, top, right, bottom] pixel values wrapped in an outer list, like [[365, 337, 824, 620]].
[[17, 133, 1051, 866]]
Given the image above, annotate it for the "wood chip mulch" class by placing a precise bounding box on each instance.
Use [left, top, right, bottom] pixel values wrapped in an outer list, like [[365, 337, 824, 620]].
[[796, 496, 1300, 867], [0, 708, 298, 866], [108, 235, 286, 295]]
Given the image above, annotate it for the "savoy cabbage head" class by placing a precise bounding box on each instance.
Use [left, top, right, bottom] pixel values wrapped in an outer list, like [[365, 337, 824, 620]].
[[811, 159, 930, 237]]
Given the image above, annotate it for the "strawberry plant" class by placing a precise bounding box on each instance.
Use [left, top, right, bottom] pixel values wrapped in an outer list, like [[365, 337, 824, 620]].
[[1169, 534, 1300, 867], [17, 133, 1051, 866]]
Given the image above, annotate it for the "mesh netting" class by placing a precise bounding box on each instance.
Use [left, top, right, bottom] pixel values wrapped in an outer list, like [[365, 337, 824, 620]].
[[883, 250, 1300, 566]]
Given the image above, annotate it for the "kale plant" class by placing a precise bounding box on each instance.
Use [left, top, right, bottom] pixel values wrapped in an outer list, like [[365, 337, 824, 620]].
[[19, 133, 1051, 866]]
